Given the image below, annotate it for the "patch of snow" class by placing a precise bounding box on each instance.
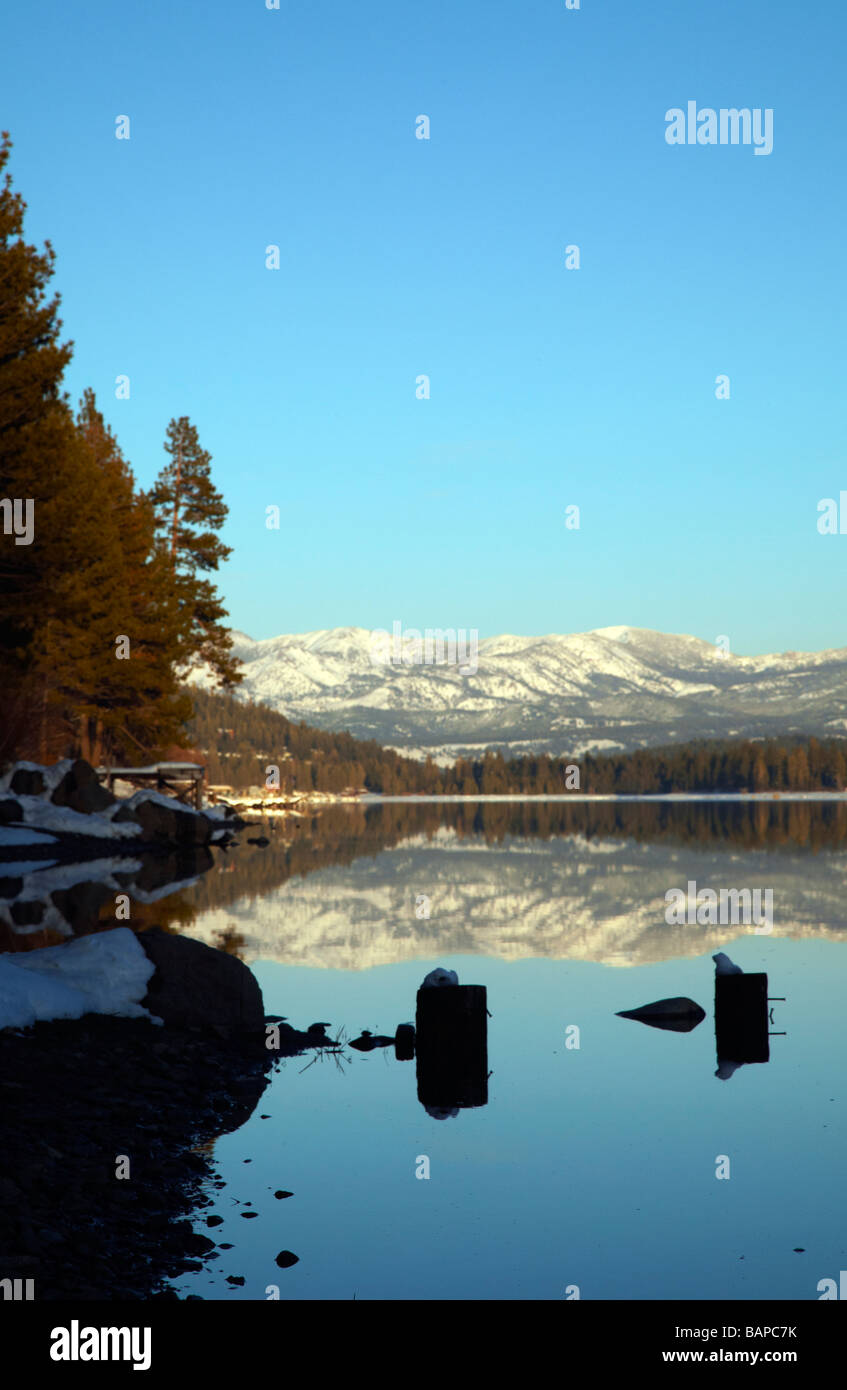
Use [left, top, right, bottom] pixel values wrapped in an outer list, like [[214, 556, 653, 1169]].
[[16, 797, 142, 839], [0, 759, 74, 795], [421, 967, 459, 987], [104, 789, 198, 820], [41, 759, 76, 792], [110, 778, 139, 798], [0, 927, 157, 1030]]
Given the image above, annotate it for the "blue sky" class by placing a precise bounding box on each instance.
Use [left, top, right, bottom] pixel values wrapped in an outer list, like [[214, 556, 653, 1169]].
[[5, 0, 846, 653]]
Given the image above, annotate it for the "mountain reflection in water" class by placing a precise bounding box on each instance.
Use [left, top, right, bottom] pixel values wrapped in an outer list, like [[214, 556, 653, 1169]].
[[5, 799, 846, 962], [176, 800, 847, 970]]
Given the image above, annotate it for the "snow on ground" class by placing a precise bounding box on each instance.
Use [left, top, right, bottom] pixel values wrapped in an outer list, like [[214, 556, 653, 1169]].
[[1, 766, 212, 847], [105, 789, 198, 819], [14, 797, 142, 839], [0, 759, 74, 795], [0, 787, 208, 843], [0, 927, 158, 1030], [110, 778, 139, 797]]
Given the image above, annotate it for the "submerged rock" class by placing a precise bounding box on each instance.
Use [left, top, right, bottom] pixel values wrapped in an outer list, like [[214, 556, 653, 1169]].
[[616, 997, 706, 1033], [349, 1029, 395, 1051]]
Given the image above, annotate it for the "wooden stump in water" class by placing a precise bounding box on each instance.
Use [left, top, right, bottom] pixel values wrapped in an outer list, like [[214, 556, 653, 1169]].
[[715, 973, 769, 1064], [394, 1022, 416, 1061], [415, 985, 488, 1110]]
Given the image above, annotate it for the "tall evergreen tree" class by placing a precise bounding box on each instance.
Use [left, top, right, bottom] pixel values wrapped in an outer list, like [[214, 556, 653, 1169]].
[[0, 135, 230, 763], [0, 130, 76, 757], [148, 416, 242, 688], [71, 390, 192, 761]]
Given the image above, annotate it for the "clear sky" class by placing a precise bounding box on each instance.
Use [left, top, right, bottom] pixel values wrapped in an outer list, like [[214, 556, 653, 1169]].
[[5, 0, 846, 654]]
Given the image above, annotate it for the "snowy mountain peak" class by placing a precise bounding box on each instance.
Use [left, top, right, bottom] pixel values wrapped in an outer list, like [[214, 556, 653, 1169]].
[[191, 625, 847, 762]]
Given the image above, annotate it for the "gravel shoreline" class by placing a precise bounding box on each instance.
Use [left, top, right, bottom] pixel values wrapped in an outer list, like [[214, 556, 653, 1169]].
[[0, 1014, 274, 1300]]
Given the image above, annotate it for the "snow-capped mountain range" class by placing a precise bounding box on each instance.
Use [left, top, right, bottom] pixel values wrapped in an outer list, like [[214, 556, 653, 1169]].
[[190, 625, 847, 761]]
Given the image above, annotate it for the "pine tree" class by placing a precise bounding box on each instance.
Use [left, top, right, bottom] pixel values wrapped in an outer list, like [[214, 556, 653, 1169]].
[[148, 415, 242, 688], [0, 130, 75, 756], [751, 750, 770, 792], [72, 390, 192, 761]]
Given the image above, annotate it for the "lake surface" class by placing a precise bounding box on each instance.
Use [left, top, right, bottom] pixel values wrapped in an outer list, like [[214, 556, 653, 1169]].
[[161, 800, 846, 1301]]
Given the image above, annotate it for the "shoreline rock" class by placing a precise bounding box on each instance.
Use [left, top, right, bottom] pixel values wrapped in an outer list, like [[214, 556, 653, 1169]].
[[139, 927, 265, 1036], [0, 758, 246, 866]]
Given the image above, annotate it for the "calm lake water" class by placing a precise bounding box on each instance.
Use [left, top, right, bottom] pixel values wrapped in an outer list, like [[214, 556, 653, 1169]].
[[161, 800, 846, 1301]]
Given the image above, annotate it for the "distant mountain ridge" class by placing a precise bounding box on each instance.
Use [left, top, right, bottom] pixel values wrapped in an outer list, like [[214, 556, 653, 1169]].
[[188, 626, 847, 761]]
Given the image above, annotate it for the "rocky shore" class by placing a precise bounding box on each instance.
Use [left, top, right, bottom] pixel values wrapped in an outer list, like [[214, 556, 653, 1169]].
[[0, 757, 246, 863], [0, 1012, 274, 1300], [0, 757, 253, 951], [0, 909, 339, 1299]]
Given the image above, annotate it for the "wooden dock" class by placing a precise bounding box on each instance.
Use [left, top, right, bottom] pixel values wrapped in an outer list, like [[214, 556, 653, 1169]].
[[95, 762, 205, 810]]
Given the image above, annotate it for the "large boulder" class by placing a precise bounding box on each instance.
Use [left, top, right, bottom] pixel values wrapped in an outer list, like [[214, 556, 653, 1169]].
[[10, 768, 44, 797], [51, 760, 117, 815], [113, 794, 212, 847], [139, 927, 264, 1035]]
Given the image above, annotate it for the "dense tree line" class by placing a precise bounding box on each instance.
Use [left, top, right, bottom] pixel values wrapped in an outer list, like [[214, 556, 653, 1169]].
[[188, 686, 437, 794], [189, 687, 847, 796], [580, 738, 847, 794], [0, 134, 240, 765]]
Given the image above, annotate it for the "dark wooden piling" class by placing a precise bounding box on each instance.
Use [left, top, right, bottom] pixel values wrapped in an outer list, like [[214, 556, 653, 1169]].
[[715, 973, 769, 1064], [415, 985, 488, 1109], [394, 1022, 416, 1061]]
